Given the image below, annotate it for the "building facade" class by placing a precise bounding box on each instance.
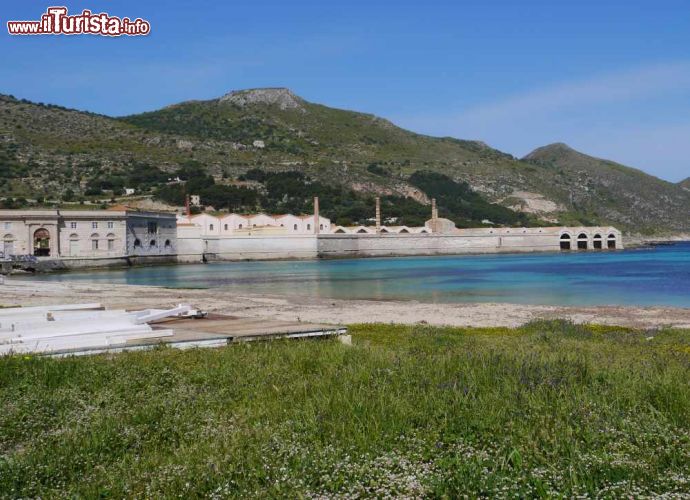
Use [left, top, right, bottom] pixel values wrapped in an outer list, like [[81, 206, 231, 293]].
[[0, 209, 177, 261], [177, 212, 332, 236]]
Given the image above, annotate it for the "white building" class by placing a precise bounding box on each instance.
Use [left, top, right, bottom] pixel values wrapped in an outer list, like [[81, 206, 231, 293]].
[[177, 213, 331, 236], [0, 209, 177, 260]]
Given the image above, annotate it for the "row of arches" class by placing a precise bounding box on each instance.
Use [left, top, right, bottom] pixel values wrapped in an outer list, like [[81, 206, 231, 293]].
[[560, 233, 617, 251]]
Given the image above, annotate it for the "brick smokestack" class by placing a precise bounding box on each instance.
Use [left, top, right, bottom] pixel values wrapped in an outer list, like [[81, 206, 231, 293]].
[[313, 196, 320, 235], [375, 196, 381, 233], [431, 198, 437, 221]]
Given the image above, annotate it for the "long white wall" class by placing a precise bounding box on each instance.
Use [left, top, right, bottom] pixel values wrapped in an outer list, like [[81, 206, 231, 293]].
[[175, 226, 623, 262]]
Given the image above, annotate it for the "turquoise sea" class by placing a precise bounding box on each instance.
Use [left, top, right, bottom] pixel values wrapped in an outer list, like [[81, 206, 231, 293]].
[[26, 242, 690, 307]]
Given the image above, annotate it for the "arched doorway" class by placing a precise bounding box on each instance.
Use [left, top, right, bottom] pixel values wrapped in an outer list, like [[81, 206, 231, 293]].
[[593, 234, 603, 249], [560, 233, 571, 250], [577, 233, 588, 250], [33, 228, 51, 257], [607, 234, 617, 249]]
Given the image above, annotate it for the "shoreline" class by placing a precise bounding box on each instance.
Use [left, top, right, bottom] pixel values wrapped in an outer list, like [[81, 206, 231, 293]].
[[2, 279, 689, 329]]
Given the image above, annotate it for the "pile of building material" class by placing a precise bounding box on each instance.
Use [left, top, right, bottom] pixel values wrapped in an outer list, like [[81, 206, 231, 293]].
[[0, 303, 197, 356]]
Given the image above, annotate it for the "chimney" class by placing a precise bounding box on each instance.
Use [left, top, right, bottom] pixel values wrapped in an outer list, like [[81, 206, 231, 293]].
[[375, 196, 381, 233], [431, 198, 437, 221], [313, 196, 320, 235]]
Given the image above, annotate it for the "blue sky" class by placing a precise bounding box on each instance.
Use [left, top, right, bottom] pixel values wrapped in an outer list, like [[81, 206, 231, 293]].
[[2, 0, 689, 182]]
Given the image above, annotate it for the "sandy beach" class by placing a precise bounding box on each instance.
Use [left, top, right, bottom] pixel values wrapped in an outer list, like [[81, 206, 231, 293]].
[[2, 278, 689, 329]]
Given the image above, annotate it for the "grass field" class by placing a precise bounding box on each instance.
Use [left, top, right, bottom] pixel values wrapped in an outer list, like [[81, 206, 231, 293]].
[[1, 320, 689, 498]]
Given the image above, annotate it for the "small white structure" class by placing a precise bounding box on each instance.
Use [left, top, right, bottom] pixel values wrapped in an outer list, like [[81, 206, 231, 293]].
[[123, 188, 136, 196], [252, 140, 265, 148]]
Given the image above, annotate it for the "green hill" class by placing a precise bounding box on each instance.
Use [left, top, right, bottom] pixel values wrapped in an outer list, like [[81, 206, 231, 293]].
[[523, 143, 690, 233], [1, 89, 688, 233]]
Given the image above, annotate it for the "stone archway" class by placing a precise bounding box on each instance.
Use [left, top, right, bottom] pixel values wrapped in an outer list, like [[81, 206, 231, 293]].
[[592, 234, 603, 249], [33, 228, 51, 257], [577, 233, 588, 250], [607, 234, 617, 249], [560, 233, 571, 250]]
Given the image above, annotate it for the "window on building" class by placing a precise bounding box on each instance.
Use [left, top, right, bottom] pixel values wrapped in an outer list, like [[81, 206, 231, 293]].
[[70, 222, 77, 229], [320, 224, 324, 230], [107, 221, 114, 229], [91, 234, 99, 251], [92, 222, 98, 229], [134, 239, 141, 247], [209, 224, 214, 231], [307, 224, 311, 230], [294, 224, 298, 230], [150, 240, 156, 247], [164, 239, 171, 248], [238, 224, 243, 229], [147, 222, 158, 234], [224, 224, 228, 231], [107, 233, 115, 251]]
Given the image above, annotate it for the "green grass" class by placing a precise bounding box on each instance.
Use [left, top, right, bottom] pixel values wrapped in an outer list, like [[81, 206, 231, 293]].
[[0, 320, 688, 497]]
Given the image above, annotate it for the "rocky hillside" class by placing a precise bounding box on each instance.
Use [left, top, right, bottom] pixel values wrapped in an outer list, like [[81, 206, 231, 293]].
[[680, 178, 690, 191], [523, 143, 690, 232], [1, 89, 688, 233]]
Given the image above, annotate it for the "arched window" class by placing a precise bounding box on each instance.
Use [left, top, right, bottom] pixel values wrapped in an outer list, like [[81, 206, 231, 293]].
[[134, 238, 141, 247], [91, 233, 100, 251], [164, 239, 171, 248], [150, 239, 156, 247], [238, 224, 243, 229], [399, 228, 409, 233], [209, 224, 214, 231], [320, 224, 324, 230], [224, 224, 228, 231], [560, 233, 571, 251], [307, 224, 311, 230], [106, 233, 116, 251], [293, 224, 298, 230], [577, 233, 588, 250], [357, 228, 367, 234]]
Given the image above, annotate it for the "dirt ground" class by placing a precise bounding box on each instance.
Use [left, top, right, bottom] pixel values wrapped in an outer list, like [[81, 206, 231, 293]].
[[2, 278, 689, 329]]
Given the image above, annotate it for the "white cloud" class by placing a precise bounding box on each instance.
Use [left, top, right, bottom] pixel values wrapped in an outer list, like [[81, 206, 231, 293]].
[[395, 61, 690, 181]]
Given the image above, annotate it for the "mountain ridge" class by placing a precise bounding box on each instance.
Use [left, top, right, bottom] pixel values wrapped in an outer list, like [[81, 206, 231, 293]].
[[1, 89, 688, 234]]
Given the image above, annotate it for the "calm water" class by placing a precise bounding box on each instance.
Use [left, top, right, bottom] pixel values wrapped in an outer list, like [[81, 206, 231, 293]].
[[26, 243, 690, 307]]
